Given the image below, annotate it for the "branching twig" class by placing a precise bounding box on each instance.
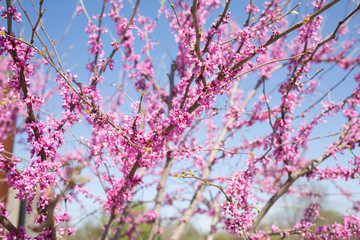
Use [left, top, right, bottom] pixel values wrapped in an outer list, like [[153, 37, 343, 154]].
[[96, 0, 141, 78]]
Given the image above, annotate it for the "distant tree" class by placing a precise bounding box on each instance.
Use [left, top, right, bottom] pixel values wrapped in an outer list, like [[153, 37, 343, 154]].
[[314, 210, 343, 227], [70, 205, 153, 240], [162, 223, 204, 240]]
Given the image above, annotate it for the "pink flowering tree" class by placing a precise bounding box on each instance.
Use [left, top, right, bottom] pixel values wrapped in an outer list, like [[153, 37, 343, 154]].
[[0, 0, 360, 239]]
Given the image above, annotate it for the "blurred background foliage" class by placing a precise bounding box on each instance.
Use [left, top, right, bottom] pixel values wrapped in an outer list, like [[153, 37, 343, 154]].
[[68, 201, 344, 240], [68, 209, 342, 240], [67, 183, 350, 239]]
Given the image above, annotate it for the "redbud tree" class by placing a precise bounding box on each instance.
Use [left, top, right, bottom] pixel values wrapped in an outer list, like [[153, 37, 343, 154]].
[[0, 0, 360, 239]]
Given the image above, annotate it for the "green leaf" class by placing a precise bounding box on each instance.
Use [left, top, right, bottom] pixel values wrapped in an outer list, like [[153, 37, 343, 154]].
[[0, 100, 7, 108]]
